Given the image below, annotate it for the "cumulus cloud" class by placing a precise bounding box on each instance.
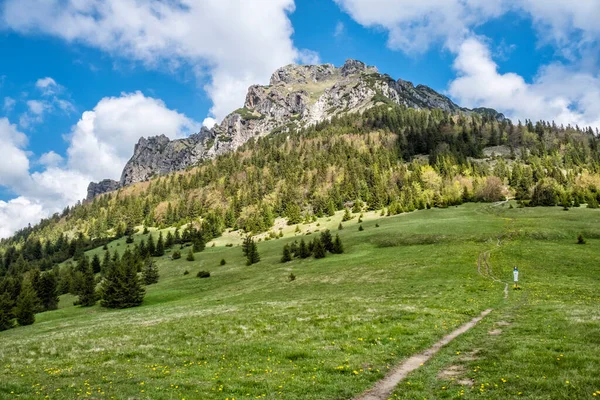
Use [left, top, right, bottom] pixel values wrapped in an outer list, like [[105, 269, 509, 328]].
[[202, 117, 217, 129], [0, 92, 200, 238], [334, 0, 600, 128], [449, 38, 600, 128], [1, 0, 315, 121], [66, 91, 199, 181], [18, 77, 75, 128]]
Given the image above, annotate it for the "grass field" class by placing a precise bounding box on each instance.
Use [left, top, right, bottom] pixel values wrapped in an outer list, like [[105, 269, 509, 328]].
[[1, 204, 599, 399]]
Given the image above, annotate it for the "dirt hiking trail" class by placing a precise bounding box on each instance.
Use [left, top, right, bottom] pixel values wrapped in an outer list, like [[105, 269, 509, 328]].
[[353, 308, 493, 400]]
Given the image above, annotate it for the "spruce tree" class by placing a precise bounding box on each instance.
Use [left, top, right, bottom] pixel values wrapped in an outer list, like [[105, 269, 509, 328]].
[[281, 244, 292, 263], [0, 291, 14, 331], [91, 254, 102, 274], [166, 231, 174, 248], [37, 272, 59, 311], [147, 234, 156, 256], [154, 232, 165, 257], [332, 234, 344, 254], [245, 237, 260, 266], [101, 251, 111, 275], [100, 259, 145, 309], [342, 208, 352, 221], [76, 261, 98, 307], [320, 230, 334, 253], [186, 249, 195, 261], [299, 239, 310, 259], [15, 281, 38, 326], [312, 238, 326, 259], [142, 258, 160, 285]]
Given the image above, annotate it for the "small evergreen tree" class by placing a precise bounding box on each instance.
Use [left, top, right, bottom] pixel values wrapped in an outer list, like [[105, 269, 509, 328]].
[[91, 254, 102, 274], [338, 222, 343, 230], [147, 234, 156, 256], [358, 225, 364, 231], [342, 208, 352, 221], [577, 234, 586, 244], [166, 231, 174, 248], [320, 230, 334, 253], [332, 234, 344, 254], [172, 250, 181, 260], [312, 238, 326, 259], [15, 281, 38, 326], [125, 235, 134, 244], [101, 251, 111, 275], [154, 232, 165, 257], [186, 249, 195, 261], [0, 292, 14, 331], [281, 244, 292, 263], [220, 258, 226, 266], [298, 239, 310, 259], [76, 262, 98, 307], [244, 237, 260, 265], [37, 272, 59, 311], [142, 258, 159, 285]]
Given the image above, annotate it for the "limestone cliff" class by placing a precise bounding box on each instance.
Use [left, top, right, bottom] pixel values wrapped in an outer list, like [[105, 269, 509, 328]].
[[87, 59, 504, 199]]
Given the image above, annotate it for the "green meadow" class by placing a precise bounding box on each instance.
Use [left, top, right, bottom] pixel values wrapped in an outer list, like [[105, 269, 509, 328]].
[[1, 204, 599, 399]]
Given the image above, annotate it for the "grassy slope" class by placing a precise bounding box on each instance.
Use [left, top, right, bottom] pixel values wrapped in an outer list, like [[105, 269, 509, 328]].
[[0, 205, 598, 399]]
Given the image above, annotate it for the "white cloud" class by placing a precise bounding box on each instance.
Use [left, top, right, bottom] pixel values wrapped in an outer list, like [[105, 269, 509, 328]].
[[27, 99, 49, 115], [0, 197, 46, 238], [0, 93, 200, 238], [335, 0, 600, 129], [35, 77, 61, 96], [66, 91, 199, 181], [38, 151, 64, 167], [3, 97, 16, 112], [1, 0, 314, 121], [449, 38, 600, 128], [0, 118, 30, 187], [202, 117, 217, 129]]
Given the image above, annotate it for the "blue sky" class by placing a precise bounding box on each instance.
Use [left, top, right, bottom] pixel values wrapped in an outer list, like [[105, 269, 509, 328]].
[[0, 0, 599, 237]]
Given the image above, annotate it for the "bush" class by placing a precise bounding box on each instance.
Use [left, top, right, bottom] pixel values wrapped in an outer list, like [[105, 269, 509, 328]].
[[172, 250, 181, 260], [358, 225, 364, 231], [288, 272, 296, 282], [577, 234, 586, 245], [186, 249, 195, 261], [183, 270, 189, 275], [197, 271, 210, 278], [220, 258, 227, 266]]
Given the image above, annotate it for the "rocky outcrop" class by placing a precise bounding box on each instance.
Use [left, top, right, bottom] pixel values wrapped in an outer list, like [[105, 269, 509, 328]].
[[86, 179, 120, 201], [87, 59, 504, 199], [120, 128, 214, 186]]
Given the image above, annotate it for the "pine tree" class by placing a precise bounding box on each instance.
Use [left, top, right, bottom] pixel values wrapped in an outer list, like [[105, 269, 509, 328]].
[[220, 258, 227, 266], [166, 231, 174, 248], [320, 230, 334, 253], [358, 224, 364, 231], [186, 249, 195, 261], [76, 261, 98, 307], [342, 208, 352, 221], [101, 251, 111, 275], [91, 254, 102, 274], [332, 234, 344, 254], [147, 234, 156, 256], [281, 244, 292, 263], [100, 259, 145, 309], [312, 238, 326, 259], [0, 291, 14, 331], [338, 222, 343, 230], [244, 237, 260, 266], [298, 239, 310, 259], [142, 258, 160, 285], [15, 281, 38, 326], [37, 272, 59, 311], [154, 232, 165, 257]]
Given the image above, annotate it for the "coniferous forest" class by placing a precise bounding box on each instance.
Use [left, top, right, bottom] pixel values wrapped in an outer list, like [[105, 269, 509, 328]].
[[1, 104, 600, 330]]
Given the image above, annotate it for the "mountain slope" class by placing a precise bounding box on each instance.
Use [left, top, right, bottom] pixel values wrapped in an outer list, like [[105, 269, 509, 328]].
[[88, 59, 503, 199]]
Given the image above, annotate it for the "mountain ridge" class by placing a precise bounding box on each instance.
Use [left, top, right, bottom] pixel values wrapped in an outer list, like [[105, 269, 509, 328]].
[[86, 59, 504, 200]]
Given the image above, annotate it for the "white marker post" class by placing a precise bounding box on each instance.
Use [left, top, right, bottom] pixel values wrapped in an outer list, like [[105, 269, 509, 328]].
[[513, 266, 519, 289]]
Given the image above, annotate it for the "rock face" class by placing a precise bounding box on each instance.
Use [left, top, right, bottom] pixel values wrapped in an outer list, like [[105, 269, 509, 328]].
[[87, 59, 504, 199], [86, 179, 120, 201]]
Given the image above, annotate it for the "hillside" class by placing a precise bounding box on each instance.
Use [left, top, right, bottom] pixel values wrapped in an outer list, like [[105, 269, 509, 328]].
[[87, 59, 505, 198], [0, 204, 599, 399]]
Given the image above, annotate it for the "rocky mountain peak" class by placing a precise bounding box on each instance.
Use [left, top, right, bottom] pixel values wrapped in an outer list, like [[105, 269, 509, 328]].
[[86, 59, 504, 200]]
